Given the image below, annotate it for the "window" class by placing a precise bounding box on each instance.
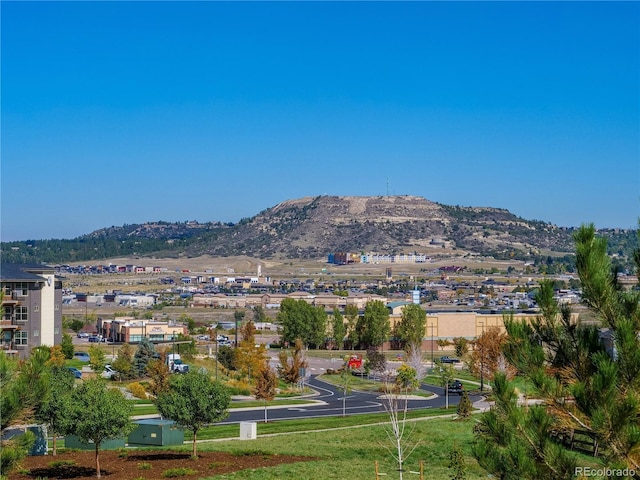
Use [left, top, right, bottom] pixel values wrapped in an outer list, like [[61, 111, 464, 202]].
[[149, 334, 164, 342], [14, 283, 29, 297], [15, 331, 28, 346], [15, 307, 28, 322], [129, 335, 142, 343]]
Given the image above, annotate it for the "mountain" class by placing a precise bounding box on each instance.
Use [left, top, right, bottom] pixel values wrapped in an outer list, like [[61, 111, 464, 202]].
[[1, 196, 636, 264], [204, 195, 574, 259]]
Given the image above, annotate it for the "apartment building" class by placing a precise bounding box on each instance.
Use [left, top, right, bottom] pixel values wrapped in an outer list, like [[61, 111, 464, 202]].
[[1, 263, 62, 358]]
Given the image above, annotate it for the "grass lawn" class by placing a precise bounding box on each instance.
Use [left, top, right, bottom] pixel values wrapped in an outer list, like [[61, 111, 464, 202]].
[[191, 407, 461, 441], [167, 415, 489, 479]]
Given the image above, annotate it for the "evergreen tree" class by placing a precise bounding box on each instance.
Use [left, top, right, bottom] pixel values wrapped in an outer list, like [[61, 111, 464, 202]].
[[456, 391, 472, 420], [217, 345, 237, 371], [133, 337, 157, 378], [474, 224, 640, 477], [60, 333, 74, 359], [448, 443, 467, 480]]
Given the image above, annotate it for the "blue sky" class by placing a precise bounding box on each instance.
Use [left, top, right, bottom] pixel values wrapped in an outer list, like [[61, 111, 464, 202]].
[[2, 1, 638, 241]]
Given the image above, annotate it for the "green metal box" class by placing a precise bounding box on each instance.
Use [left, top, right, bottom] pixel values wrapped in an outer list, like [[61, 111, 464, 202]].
[[127, 419, 184, 446]]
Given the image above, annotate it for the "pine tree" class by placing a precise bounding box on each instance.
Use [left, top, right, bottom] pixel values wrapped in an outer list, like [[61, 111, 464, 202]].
[[456, 390, 472, 420], [133, 337, 157, 377], [473, 224, 640, 478], [448, 443, 467, 480]]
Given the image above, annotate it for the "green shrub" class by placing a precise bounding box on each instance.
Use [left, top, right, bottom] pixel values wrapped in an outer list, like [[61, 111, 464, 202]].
[[48, 459, 76, 468], [162, 467, 197, 477], [138, 462, 152, 470], [0, 432, 35, 476]]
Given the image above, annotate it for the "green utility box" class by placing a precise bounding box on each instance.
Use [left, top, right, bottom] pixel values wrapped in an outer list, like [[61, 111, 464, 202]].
[[127, 419, 184, 446], [64, 435, 126, 450]]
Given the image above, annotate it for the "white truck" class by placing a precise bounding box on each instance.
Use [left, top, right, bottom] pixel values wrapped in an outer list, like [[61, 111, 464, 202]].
[[166, 353, 189, 374]]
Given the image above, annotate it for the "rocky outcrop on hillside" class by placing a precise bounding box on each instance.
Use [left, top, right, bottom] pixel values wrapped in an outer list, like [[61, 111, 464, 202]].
[[201, 195, 574, 258], [6, 196, 635, 265]]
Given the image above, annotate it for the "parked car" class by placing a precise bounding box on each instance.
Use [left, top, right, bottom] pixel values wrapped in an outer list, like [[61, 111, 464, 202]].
[[73, 352, 90, 362], [67, 367, 83, 379], [447, 380, 465, 395], [88, 335, 101, 343], [440, 356, 461, 364], [77, 332, 90, 339], [101, 364, 119, 380]]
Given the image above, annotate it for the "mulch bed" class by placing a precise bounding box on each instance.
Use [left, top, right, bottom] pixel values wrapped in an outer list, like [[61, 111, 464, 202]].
[[11, 449, 315, 479]]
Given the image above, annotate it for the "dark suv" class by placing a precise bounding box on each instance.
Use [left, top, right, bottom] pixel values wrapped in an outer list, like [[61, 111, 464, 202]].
[[447, 380, 464, 395], [440, 356, 461, 364]]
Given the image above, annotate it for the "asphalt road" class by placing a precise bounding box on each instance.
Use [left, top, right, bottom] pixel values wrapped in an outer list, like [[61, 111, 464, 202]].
[[220, 374, 480, 425]]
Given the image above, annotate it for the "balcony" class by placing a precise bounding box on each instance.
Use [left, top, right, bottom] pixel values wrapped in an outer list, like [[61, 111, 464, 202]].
[[0, 317, 21, 329], [1, 346, 19, 355], [2, 294, 21, 306]]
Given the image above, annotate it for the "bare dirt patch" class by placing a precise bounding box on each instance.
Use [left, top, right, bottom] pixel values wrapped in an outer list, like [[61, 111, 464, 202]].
[[12, 449, 315, 479]]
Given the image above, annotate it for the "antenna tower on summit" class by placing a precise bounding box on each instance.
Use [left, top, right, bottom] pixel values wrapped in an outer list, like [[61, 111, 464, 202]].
[[387, 178, 390, 196]]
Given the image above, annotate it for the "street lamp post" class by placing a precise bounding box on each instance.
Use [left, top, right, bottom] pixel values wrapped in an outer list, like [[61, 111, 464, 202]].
[[479, 321, 485, 392]]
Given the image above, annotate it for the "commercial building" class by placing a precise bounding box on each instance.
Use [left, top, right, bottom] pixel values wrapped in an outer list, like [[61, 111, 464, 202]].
[[97, 317, 187, 343]]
